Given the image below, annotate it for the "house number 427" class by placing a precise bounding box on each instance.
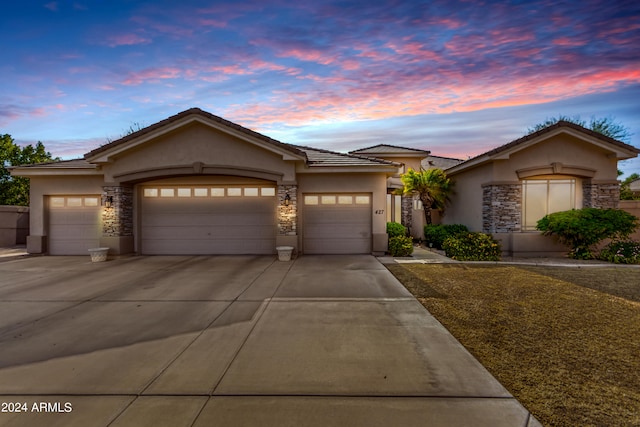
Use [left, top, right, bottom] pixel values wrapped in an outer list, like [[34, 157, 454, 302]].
[[374, 210, 384, 214]]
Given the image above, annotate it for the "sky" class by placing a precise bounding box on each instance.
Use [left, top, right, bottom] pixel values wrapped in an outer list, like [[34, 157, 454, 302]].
[[2, 0, 640, 176]]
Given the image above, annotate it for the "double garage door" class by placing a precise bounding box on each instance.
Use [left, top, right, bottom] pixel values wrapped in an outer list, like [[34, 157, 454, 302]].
[[141, 185, 277, 255]]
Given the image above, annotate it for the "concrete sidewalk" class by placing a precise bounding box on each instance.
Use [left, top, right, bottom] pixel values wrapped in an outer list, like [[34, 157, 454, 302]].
[[0, 255, 539, 426]]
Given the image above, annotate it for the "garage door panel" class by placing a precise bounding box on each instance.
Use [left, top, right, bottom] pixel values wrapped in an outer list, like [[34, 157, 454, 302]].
[[142, 238, 276, 255], [303, 193, 372, 254], [304, 223, 370, 239], [143, 213, 275, 227], [142, 224, 275, 240], [48, 197, 101, 255], [141, 184, 276, 255]]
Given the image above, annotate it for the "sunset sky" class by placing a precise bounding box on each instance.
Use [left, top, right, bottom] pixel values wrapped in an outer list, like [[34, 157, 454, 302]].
[[2, 0, 639, 176]]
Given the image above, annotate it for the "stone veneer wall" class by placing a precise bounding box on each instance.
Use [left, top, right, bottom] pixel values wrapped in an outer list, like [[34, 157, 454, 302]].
[[582, 182, 620, 209], [277, 185, 297, 235], [102, 186, 133, 237], [401, 195, 413, 232], [482, 184, 522, 233]]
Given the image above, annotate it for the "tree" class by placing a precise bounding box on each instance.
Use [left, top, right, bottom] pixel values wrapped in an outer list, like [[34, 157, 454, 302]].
[[527, 115, 632, 142], [400, 168, 453, 225], [620, 173, 640, 200], [0, 134, 58, 206]]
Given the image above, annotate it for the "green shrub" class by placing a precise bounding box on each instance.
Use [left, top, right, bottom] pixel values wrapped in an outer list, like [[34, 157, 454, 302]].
[[389, 236, 414, 257], [424, 224, 469, 249], [387, 222, 407, 238], [442, 232, 501, 261], [536, 208, 639, 259], [598, 240, 640, 264]]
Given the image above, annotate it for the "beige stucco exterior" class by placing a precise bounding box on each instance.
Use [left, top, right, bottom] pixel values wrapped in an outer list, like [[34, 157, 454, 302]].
[[11, 109, 397, 256]]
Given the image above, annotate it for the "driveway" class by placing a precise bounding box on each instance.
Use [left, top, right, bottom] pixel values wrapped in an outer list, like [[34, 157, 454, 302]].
[[0, 255, 539, 426]]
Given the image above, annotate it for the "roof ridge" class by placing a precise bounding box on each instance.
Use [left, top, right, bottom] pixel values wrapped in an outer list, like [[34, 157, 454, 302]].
[[349, 143, 429, 154]]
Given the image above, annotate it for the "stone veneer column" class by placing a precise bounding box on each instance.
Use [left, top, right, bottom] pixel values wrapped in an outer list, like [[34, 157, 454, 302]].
[[102, 186, 133, 237], [401, 195, 413, 231], [582, 182, 620, 209], [277, 185, 297, 236], [482, 184, 522, 233]]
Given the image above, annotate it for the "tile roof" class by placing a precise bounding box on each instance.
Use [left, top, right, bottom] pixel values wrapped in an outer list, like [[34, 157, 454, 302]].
[[296, 145, 401, 167]]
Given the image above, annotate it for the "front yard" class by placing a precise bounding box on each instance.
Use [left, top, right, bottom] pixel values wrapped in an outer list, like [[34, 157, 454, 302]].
[[387, 263, 640, 427]]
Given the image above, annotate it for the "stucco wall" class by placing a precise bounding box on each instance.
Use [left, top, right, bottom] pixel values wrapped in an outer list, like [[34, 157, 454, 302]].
[[493, 134, 618, 181], [444, 163, 493, 231], [103, 123, 297, 183], [619, 200, 640, 241], [0, 206, 29, 246]]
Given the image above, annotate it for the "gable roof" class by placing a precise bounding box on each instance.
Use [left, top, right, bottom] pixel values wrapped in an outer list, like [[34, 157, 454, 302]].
[[349, 144, 430, 157], [84, 107, 308, 162], [446, 120, 640, 175]]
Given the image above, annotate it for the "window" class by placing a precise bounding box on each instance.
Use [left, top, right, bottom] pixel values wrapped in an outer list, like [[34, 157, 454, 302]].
[[84, 197, 99, 207], [321, 195, 336, 204], [261, 188, 275, 196], [193, 188, 208, 197], [355, 195, 370, 205], [244, 188, 259, 197], [338, 196, 352, 204], [160, 188, 174, 197], [304, 195, 319, 205], [50, 197, 65, 207], [144, 188, 158, 197], [227, 188, 242, 197], [67, 197, 83, 207], [211, 188, 225, 197], [522, 179, 576, 230], [177, 188, 191, 197]]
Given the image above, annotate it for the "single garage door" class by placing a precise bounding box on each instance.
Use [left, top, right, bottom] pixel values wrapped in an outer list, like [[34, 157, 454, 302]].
[[48, 195, 101, 255], [303, 193, 372, 254], [141, 185, 277, 255]]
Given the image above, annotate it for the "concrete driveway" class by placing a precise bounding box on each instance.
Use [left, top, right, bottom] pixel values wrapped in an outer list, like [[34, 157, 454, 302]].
[[0, 255, 539, 426]]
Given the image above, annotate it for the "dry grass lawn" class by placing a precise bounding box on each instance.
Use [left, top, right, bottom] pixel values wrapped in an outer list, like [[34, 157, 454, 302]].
[[386, 263, 640, 427]]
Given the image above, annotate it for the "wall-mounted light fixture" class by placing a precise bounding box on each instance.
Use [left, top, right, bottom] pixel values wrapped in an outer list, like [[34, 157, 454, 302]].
[[102, 195, 113, 208], [284, 193, 291, 206]]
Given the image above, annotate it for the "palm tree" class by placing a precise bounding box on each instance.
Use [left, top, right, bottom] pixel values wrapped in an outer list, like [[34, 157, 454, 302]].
[[400, 168, 453, 225]]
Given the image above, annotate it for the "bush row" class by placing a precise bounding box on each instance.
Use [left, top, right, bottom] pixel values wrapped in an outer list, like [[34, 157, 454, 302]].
[[423, 224, 469, 249], [442, 232, 502, 261]]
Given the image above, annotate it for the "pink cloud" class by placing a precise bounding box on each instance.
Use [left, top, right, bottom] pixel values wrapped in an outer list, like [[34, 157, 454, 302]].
[[105, 34, 152, 47], [197, 18, 227, 28], [552, 37, 587, 47], [121, 67, 181, 85]]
